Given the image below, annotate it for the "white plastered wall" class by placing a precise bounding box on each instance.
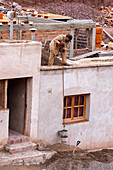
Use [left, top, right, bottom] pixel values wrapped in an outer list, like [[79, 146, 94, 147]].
[[39, 65, 113, 150], [0, 109, 9, 145], [0, 41, 42, 141]]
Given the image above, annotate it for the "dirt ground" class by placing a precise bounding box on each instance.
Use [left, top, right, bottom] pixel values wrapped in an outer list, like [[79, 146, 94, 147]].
[[1, 144, 113, 170]]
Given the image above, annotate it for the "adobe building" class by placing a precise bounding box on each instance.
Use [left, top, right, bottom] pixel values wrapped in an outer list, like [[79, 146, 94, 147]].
[[1, 38, 113, 151], [1, 16, 113, 151]]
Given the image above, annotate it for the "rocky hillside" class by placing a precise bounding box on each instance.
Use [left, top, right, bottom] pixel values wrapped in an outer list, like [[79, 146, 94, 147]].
[[6, 0, 113, 8], [3, 0, 113, 24]]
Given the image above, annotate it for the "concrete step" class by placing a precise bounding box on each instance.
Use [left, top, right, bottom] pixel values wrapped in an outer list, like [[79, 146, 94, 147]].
[[99, 53, 113, 57], [5, 142, 37, 154], [8, 130, 29, 144]]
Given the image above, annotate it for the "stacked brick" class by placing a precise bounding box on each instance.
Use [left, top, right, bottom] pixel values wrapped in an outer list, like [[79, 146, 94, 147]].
[[22, 29, 70, 42], [0, 31, 17, 40], [95, 27, 103, 48], [0, 29, 71, 58], [0, 29, 70, 41], [0, 27, 94, 57], [0, 13, 3, 19], [76, 29, 87, 49], [74, 48, 92, 57]]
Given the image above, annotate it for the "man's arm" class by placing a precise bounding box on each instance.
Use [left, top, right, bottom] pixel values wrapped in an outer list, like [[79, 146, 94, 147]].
[[53, 35, 64, 45]]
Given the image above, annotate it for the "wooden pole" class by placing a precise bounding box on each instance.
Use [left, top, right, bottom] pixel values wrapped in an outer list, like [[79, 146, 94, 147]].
[[74, 29, 79, 49], [4, 80, 8, 108], [17, 30, 22, 40], [86, 28, 90, 48]]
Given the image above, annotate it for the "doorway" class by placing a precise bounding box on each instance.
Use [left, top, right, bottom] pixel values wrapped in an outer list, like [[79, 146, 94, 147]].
[[7, 78, 27, 135]]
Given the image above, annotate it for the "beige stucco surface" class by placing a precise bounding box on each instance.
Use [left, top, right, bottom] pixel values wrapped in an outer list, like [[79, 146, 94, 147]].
[[0, 109, 9, 145], [38, 70, 63, 144], [39, 65, 113, 150], [0, 41, 42, 141], [1, 40, 113, 150]]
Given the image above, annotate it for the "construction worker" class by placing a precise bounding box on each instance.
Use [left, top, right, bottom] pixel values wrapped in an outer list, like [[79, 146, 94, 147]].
[[48, 34, 73, 66]]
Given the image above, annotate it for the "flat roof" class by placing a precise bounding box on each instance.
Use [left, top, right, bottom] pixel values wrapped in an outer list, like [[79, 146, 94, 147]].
[[37, 13, 70, 19], [40, 56, 113, 71], [0, 18, 27, 23], [0, 40, 41, 46]]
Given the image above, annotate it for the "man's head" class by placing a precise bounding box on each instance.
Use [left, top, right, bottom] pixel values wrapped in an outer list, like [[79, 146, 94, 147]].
[[65, 34, 73, 42]]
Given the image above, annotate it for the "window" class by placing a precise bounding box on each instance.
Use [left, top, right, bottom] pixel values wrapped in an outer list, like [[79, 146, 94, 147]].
[[63, 95, 87, 124]]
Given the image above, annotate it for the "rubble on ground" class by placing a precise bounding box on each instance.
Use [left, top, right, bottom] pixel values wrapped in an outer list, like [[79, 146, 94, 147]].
[[98, 6, 113, 27], [0, 1, 113, 28], [0, 1, 104, 24], [0, 1, 38, 16]]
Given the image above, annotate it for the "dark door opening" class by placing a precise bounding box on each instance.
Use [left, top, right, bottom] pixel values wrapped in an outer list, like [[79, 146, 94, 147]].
[[7, 78, 27, 135]]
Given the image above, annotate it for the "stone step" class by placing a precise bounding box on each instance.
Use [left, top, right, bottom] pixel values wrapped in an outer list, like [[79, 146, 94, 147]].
[[8, 135, 29, 145], [8, 130, 29, 144], [0, 150, 56, 166], [0, 145, 4, 151], [5, 142, 37, 154]]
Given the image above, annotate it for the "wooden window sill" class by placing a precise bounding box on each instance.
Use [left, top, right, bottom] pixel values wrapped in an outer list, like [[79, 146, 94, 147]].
[[63, 119, 88, 125], [0, 108, 8, 110]]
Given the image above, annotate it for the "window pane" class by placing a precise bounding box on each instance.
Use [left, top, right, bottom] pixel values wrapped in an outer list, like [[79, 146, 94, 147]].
[[74, 108, 78, 117], [64, 97, 66, 107], [74, 96, 79, 106], [67, 108, 71, 118], [63, 109, 66, 119], [79, 107, 83, 117], [80, 96, 84, 105], [67, 97, 72, 107]]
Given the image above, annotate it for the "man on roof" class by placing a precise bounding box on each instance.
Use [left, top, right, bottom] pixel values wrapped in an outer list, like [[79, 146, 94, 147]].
[[48, 34, 73, 66]]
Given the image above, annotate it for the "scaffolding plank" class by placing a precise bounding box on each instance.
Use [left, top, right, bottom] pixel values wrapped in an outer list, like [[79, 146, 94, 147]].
[[70, 51, 100, 61], [0, 21, 96, 32]]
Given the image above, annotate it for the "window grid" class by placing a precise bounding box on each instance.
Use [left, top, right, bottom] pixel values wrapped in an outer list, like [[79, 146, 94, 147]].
[[63, 95, 86, 124]]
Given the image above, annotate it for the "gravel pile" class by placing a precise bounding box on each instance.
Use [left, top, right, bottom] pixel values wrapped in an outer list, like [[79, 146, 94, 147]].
[[2, 0, 104, 23], [36, 2, 102, 21]]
